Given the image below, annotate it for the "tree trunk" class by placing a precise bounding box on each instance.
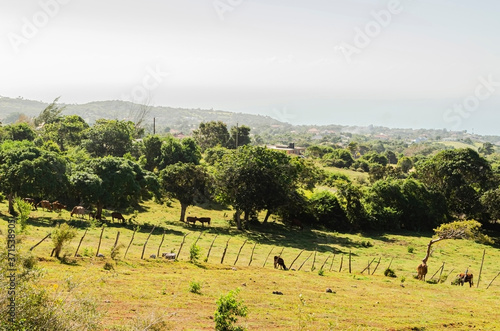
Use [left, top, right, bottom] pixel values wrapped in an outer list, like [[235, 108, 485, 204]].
[[263, 210, 272, 224], [180, 203, 188, 222], [96, 202, 104, 220], [422, 237, 445, 264], [235, 210, 242, 230], [8, 193, 16, 216]]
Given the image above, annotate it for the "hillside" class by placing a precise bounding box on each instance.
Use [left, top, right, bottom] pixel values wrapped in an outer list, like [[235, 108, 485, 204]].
[[2, 96, 500, 145]]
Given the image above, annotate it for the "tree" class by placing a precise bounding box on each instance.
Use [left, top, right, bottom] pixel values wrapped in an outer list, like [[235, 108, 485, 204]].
[[385, 150, 398, 164], [42, 115, 89, 151], [309, 191, 349, 230], [141, 134, 163, 171], [397, 156, 413, 173], [322, 149, 354, 168], [228, 125, 251, 149], [480, 188, 500, 222], [0, 144, 69, 214], [192, 121, 230, 152], [3, 123, 36, 142], [214, 288, 247, 331], [51, 223, 77, 259], [70, 157, 159, 219], [478, 142, 495, 156], [157, 136, 201, 170], [419, 220, 492, 267], [415, 148, 493, 220], [34, 97, 65, 127], [159, 163, 208, 222], [82, 119, 135, 157]]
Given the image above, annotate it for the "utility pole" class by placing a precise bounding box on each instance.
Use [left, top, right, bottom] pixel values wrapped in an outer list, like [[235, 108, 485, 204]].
[[235, 122, 238, 149], [153, 117, 156, 135]]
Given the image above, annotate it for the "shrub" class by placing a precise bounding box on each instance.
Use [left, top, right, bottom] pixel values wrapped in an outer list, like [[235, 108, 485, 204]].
[[407, 246, 414, 254], [14, 197, 32, 232], [189, 242, 201, 263], [189, 281, 202, 294], [103, 262, 114, 271], [384, 268, 396, 278], [214, 288, 247, 331], [51, 224, 77, 259], [318, 269, 325, 276]]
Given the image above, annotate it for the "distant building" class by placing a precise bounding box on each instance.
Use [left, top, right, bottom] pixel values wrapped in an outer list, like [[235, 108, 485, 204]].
[[267, 143, 306, 156]]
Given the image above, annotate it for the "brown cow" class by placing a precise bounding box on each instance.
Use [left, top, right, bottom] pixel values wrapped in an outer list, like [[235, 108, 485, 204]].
[[23, 198, 37, 210], [274, 256, 287, 270], [51, 201, 66, 212], [111, 212, 126, 223], [417, 262, 428, 281], [457, 273, 474, 287], [186, 216, 198, 225], [70, 206, 86, 219], [37, 200, 52, 211], [198, 217, 211, 226]]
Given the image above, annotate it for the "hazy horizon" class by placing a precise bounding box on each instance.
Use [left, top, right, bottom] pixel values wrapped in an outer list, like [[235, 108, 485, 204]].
[[2, 1, 499, 135]]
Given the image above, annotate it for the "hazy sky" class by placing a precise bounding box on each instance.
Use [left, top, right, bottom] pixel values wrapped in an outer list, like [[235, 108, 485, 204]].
[[1, 0, 500, 134]]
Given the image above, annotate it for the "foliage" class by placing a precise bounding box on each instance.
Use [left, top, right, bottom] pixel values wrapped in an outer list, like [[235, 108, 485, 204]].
[[2, 123, 36, 142], [433, 220, 493, 244], [189, 242, 202, 263], [42, 115, 89, 151], [51, 223, 77, 259], [33, 96, 65, 127], [193, 121, 230, 152], [214, 288, 247, 331], [189, 280, 202, 294], [82, 119, 135, 157], [308, 191, 349, 230], [384, 268, 396, 278], [14, 197, 31, 232], [322, 149, 354, 168], [228, 125, 251, 148]]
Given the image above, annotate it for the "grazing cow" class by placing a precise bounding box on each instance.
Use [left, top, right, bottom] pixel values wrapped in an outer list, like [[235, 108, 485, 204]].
[[51, 201, 66, 212], [198, 217, 211, 226], [186, 216, 198, 225], [23, 198, 37, 210], [274, 256, 287, 270], [417, 262, 428, 281], [37, 200, 52, 211], [70, 206, 86, 219], [457, 273, 474, 287], [111, 212, 126, 223]]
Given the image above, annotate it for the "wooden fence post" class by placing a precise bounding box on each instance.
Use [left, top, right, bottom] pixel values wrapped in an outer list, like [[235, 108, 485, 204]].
[[205, 234, 218, 262], [110, 231, 120, 258], [74, 230, 87, 257], [371, 257, 381, 275], [477, 249, 486, 288], [339, 255, 344, 272], [438, 262, 445, 282], [96, 226, 105, 257], [263, 247, 274, 267], [289, 250, 304, 270], [124, 226, 139, 259], [311, 249, 317, 271], [486, 271, 500, 289], [220, 238, 231, 264], [329, 254, 335, 272], [361, 258, 376, 274], [348, 250, 352, 274], [175, 232, 189, 262], [429, 262, 444, 281], [30, 233, 51, 252], [248, 242, 257, 266], [234, 240, 247, 266], [141, 226, 156, 260], [319, 254, 331, 271], [157, 229, 166, 258], [298, 252, 313, 271]]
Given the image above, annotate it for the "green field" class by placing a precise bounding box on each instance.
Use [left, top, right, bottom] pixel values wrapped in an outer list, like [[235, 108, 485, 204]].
[[2, 200, 500, 330]]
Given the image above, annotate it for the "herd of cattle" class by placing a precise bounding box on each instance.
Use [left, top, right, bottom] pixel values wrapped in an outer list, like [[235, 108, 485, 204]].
[[417, 261, 474, 287], [22, 198, 127, 223]]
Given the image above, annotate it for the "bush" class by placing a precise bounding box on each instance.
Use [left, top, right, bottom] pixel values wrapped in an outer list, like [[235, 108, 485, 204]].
[[318, 269, 325, 276], [214, 288, 247, 331], [189, 242, 201, 263], [407, 246, 414, 254], [384, 268, 396, 278], [103, 262, 114, 271], [189, 281, 202, 294], [51, 224, 77, 259]]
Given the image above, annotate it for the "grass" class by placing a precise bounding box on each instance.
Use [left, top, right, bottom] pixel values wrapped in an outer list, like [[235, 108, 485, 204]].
[[2, 200, 500, 330]]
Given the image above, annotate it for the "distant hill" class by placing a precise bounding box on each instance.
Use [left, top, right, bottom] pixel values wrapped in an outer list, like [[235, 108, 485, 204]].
[[1, 96, 499, 145]]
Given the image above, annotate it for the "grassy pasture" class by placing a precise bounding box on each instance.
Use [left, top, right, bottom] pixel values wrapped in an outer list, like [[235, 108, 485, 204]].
[[2, 200, 500, 330]]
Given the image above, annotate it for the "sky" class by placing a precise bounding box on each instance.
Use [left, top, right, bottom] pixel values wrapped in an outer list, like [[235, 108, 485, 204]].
[[1, 0, 500, 135]]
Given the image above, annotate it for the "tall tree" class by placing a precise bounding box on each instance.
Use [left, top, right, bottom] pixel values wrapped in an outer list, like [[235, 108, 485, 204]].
[[228, 125, 251, 149], [82, 119, 135, 157], [192, 121, 230, 152], [34, 97, 65, 127], [3, 123, 36, 142], [42, 115, 89, 151], [159, 163, 208, 222]]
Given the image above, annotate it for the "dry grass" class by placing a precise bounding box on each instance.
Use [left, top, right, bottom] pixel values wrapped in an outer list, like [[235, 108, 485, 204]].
[[2, 200, 500, 330]]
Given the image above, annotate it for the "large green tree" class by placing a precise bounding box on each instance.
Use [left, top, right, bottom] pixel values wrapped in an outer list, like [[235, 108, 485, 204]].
[[70, 157, 159, 219], [82, 119, 135, 157], [159, 162, 208, 222], [415, 148, 493, 221], [0, 143, 69, 214], [192, 121, 230, 152], [42, 115, 89, 151]]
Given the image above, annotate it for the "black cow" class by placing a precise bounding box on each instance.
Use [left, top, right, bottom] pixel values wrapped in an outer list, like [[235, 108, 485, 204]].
[[274, 256, 287, 270]]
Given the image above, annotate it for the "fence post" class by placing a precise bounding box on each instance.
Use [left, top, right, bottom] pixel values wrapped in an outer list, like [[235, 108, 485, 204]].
[[477, 249, 486, 288], [371, 257, 381, 275], [263, 247, 274, 267], [234, 240, 247, 266], [96, 226, 105, 257], [175, 232, 189, 262], [248, 242, 257, 266], [205, 234, 218, 262], [339, 255, 344, 272], [298, 252, 313, 271], [30, 233, 51, 252], [486, 271, 500, 289], [289, 249, 304, 270], [348, 250, 352, 274], [73, 230, 87, 257], [141, 226, 156, 260], [157, 229, 166, 258], [220, 238, 231, 264], [124, 226, 139, 259], [329, 254, 335, 272]]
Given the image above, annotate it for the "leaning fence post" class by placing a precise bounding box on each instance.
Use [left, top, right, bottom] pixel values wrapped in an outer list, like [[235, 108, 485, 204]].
[[348, 250, 352, 274], [339, 255, 344, 272], [311, 249, 317, 271], [234, 240, 247, 266], [248, 242, 257, 266], [175, 232, 189, 262], [110, 231, 120, 258], [205, 234, 218, 262], [263, 247, 274, 267], [319, 254, 331, 272], [96, 226, 106, 257], [298, 252, 314, 271], [220, 238, 231, 264], [157, 229, 166, 258], [477, 249, 486, 288], [329, 253, 335, 272], [30, 233, 51, 252], [486, 271, 500, 289], [124, 226, 139, 259], [141, 226, 156, 260], [371, 257, 381, 275], [289, 250, 304, 270]]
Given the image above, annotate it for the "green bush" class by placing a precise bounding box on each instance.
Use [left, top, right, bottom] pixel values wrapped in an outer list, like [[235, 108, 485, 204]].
[[214, 288, 247, 331], [51, 224, 77, 259], [189, 243, 201, 263], [407, 246, 414, 254], [189, 281, 202, 294], [384, 268, 396, 278]]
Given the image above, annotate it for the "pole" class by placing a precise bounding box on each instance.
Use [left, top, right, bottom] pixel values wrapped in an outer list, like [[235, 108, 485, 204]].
[[477, 249, 486, 288]]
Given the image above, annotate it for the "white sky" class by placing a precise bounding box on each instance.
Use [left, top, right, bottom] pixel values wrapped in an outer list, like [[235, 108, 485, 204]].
[[1, 0, 500, 135]]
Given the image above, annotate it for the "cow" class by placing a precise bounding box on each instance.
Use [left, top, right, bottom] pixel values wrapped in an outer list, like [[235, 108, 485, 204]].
[[457, 273, 474, 287], [198, 217, 211, 226], [186, 216, 198, 225], [51, 201, 66, 212], [37, 200, 52, 211], [111, 212, 126, 223], [70, 206, 86, 219], [417, 262, 428, 281], [23, 198, 37, 210], [274, 256, 287, 270]]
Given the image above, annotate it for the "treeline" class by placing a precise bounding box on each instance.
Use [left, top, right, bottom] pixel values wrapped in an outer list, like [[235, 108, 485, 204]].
[[1, 100, 499, 233]]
